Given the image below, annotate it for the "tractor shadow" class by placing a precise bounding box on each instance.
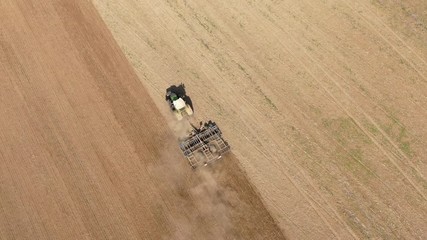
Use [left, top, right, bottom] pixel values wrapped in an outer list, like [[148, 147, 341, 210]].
[[165, 83, 194, 112]]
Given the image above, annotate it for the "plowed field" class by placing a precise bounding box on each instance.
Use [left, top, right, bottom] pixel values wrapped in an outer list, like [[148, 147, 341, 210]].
[[0, 0, 283, 239]]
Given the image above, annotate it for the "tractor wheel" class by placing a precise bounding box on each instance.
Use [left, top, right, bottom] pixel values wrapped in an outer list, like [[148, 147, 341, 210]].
[[185, 105, 194, 116]]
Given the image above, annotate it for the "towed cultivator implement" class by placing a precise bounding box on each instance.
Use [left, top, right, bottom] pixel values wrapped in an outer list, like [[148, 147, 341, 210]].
[[179, 121, 231, 169]]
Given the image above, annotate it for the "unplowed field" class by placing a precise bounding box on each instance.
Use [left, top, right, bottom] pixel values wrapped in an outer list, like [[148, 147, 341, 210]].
[[92, 0, 427, 239], [0, 0, 283, 239]]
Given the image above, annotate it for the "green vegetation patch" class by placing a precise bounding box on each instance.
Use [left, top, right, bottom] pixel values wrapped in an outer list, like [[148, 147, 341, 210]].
[[323, 117, 376, 180], [255, 86, 278, 111], [322, 117, 371, 145], [381, 112, 413, 157]]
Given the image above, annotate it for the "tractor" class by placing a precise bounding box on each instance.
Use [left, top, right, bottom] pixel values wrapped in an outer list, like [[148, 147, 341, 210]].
[[165, 84, 194, 120]]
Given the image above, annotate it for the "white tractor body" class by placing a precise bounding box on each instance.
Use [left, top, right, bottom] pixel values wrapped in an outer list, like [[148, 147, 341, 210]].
[[173, 98, 186, 110], [172, 98, 193, 120]]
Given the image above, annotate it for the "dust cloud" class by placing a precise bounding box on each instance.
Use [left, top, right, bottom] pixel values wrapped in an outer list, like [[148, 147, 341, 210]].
[[153, 118, 240, 240]]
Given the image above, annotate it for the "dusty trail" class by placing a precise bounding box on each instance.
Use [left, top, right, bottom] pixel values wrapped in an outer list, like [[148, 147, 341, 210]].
[[92, 0, 427, 239], [0, 0, 284, 239]]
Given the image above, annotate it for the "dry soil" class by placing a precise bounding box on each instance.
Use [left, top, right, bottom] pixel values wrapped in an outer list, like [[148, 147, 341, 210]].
[[0, 0, 284, 239], [91, 0, 427, 239]]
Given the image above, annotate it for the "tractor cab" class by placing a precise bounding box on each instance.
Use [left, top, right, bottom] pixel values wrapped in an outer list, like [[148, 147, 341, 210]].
[[166, 90, 193, 120]]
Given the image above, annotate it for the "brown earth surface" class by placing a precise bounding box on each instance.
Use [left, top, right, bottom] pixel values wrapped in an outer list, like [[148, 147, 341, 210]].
[[0, 0, 284, 239], [91, 0, 427, 239]]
